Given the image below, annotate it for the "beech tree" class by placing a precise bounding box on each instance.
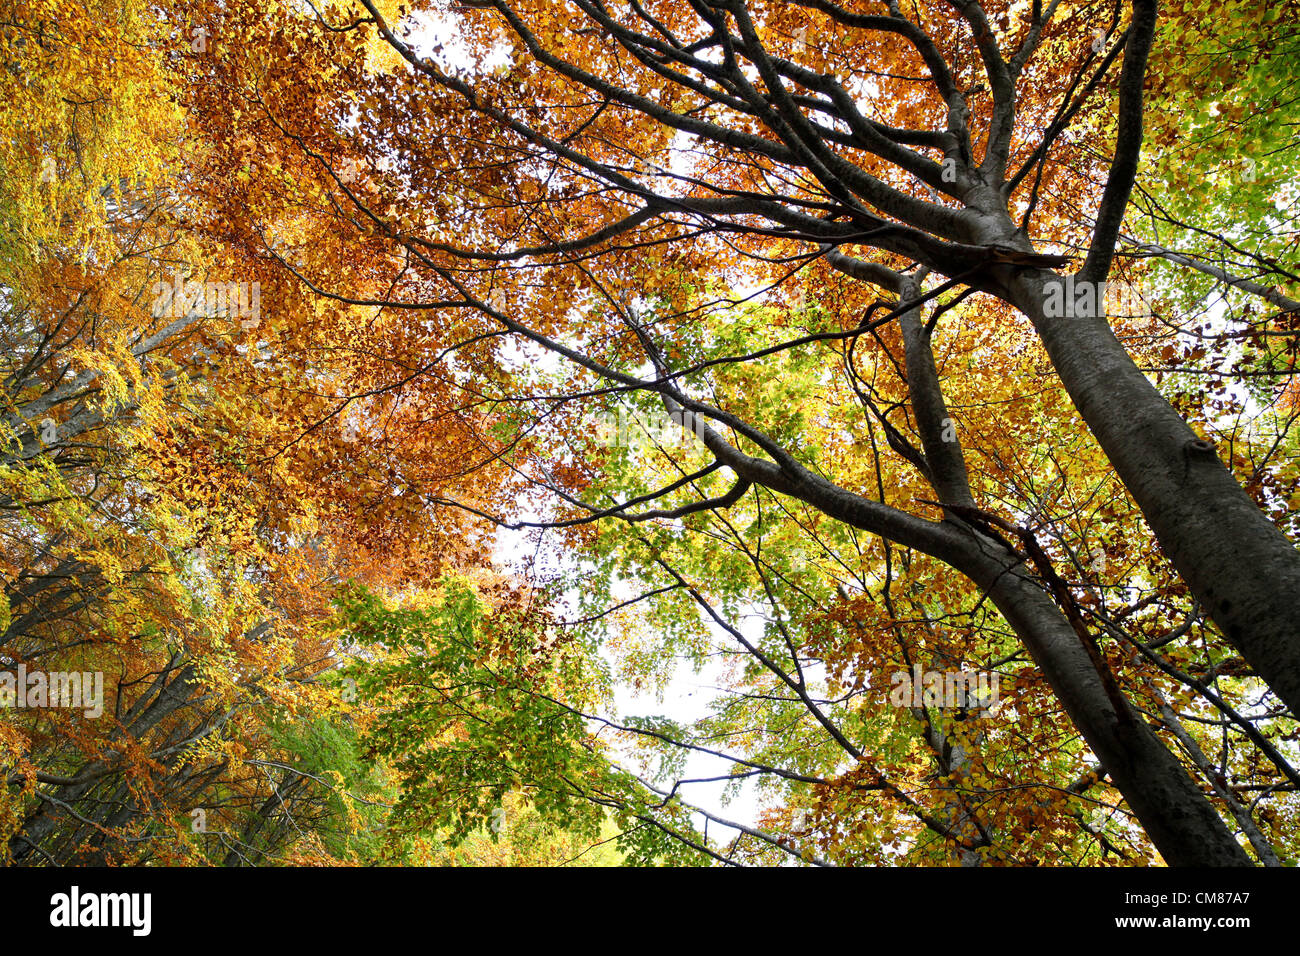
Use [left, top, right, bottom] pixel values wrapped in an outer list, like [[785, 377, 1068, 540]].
[[0, 0, 481, 864], [174, 0, 1300, 864], [10, 0, 1298, 865]]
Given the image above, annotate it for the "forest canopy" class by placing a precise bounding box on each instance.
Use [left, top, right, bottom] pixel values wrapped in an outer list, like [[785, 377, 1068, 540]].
[[1, 0, 1299, 867]]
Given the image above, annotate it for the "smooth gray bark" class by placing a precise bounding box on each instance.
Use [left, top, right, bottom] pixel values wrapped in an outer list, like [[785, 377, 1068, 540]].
[[999, 264, 1300, 718], [948, 528, 1253, 866]]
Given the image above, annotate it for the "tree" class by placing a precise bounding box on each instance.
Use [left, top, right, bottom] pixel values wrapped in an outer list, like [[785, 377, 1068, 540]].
[[0, 0, 485, 864], [11, 0, 1297, 865], [166, 0, 1300, 865]]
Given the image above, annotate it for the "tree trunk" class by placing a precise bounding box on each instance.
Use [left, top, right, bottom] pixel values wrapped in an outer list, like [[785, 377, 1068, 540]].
[[1002, 266, 1300, 718], [951, 527, 1252, 866]]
